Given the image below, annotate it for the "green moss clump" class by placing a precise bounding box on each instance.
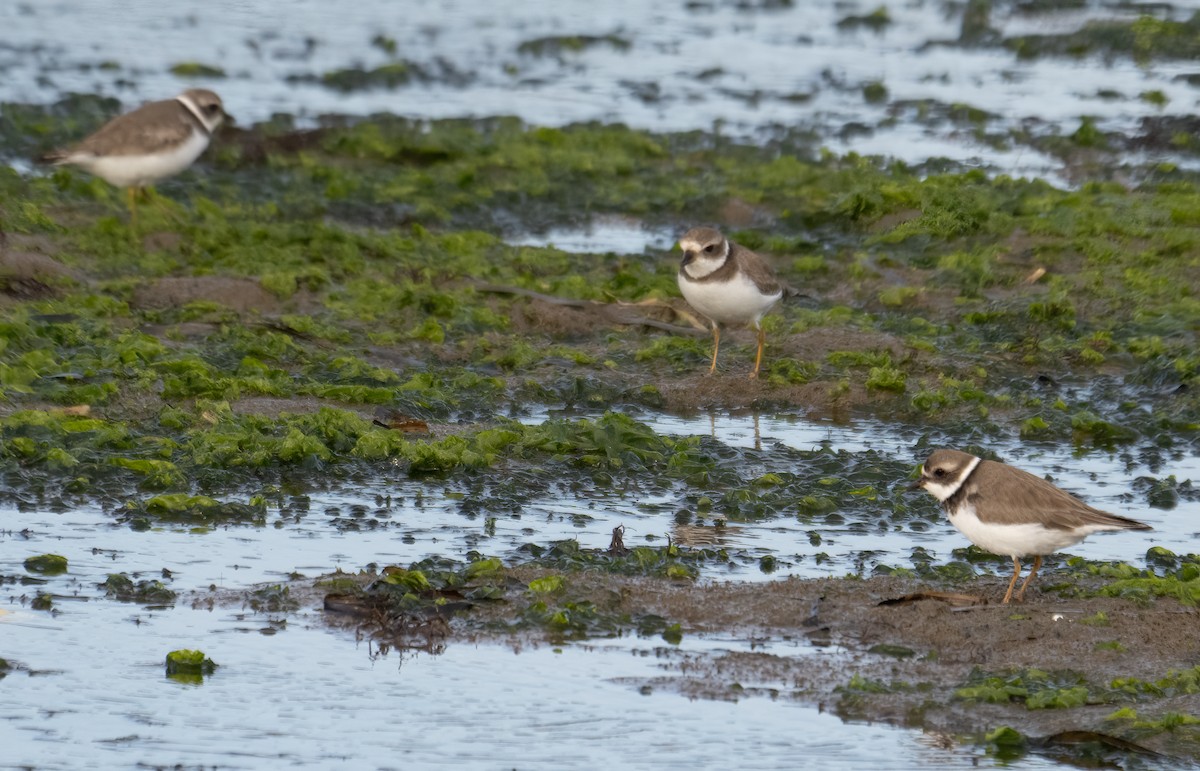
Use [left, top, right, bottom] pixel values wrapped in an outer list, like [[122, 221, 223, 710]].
[[169, 62, 227, 78], [165, 649, 218, 682], [516, 34, 631, 57], [23, 554, 68, 575], [862, 81, 888, 104], [984, 726, 1025, 761], [319, 62, 415, 92], [1092, 556, 1200, 605], [955, 667, 1094, 710], [102, 573, 177, 604], [836, 6, 891, 32], [1006, 13, 1200, 63], [122, 494, 267, 529], [865, 365, 907, 393], [528, 575, 564, 594]]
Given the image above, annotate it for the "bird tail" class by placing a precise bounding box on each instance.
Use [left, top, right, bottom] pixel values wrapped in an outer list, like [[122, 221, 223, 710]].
[[1104, 512, 1152, 531], [37, 148, 71, 166], [781, 282, 818, 305]]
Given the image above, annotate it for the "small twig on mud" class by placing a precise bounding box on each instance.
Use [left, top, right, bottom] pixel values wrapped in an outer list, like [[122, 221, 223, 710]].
[[876, 591, 988, 608]]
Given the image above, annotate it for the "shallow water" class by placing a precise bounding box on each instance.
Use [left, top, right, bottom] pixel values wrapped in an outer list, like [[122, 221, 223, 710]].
[[508, 216, 679, 254], [3, 410, 1194, 768], [1, 602, 1000, 770], [3, 1, 1199, 181]]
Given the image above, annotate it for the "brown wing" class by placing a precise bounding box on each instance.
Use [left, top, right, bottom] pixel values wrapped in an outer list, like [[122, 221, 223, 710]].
[[65, 99, 196, 158], [969, 460, 1150, 531], [730, 242, 781, 295]]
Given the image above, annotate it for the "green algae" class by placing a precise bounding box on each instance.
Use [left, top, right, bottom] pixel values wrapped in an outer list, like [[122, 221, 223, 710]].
[[102, 573, 177, 604], [1073, 553, 1200, 606], [528, 575, 564, 594], [247, 584, 298, 612], [520, 539, 702, 580], [836, 6, 891, 32], [516, 34, 631, 57], [956, 668, 1094, 709], [956, 663, 1200, 723], [1006, 14, 1200, 63], [23, 554, 67, 575], [984, 726, 1025, 762], [1110, 665, 1200, 700], [169, 62, 227, 79], [1105, 707, 1200, 736], [121, 494, 267, 530], [320, 555, 684, 644], [165, 649, 217, 684]]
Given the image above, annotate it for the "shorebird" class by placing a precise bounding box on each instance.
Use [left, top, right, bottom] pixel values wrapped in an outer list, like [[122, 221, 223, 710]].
[[676, 226, 783, 378], [43, 89, 228, 228], [910, 449, 1152, 603]]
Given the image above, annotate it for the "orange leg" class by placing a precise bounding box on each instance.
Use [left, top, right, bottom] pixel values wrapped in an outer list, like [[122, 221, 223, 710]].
[[1014, 555, 1042, 602], [707, 324, 720, 375], [750, 324, 766, 379], [1001, 556, 1022, 604]]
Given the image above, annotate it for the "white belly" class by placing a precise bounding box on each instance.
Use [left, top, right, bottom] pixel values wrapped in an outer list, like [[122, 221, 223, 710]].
[[67, 130, 210, 188], [948, 502, 1112, 558], [678, 272, 781, 327]]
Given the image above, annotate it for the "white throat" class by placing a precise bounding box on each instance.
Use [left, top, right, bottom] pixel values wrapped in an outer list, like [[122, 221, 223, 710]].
[[925, 456, 980, 502]]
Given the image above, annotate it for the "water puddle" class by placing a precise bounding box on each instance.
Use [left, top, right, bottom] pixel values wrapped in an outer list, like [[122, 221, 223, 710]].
[[0, 600, 992, 769], [507, 217, 678, 254]]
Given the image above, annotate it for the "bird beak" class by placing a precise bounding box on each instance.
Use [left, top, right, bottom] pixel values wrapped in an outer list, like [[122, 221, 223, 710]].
[[906, 476, 925, 491], [680, 250, 694, 266]]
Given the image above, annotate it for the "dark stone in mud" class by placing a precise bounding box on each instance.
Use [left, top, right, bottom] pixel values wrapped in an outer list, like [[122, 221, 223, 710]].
[[0, 233, 84, 299], [1131, 114, 1200, 157]]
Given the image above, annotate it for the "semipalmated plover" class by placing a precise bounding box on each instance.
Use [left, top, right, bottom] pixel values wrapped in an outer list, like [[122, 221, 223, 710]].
[[677, 227, 783, 378], [910, 449, 1151, 604], [43, 89, 229, 227]]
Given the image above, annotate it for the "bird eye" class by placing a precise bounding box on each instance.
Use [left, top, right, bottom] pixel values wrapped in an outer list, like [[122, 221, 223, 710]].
[[933, 468, 945, 478], [704, 244, 716, 254], [205, 104, 220, 114]]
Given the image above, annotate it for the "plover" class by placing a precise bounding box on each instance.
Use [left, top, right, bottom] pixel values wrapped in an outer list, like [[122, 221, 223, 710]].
[[676, 227, 783, 378], [43, 89, 228, 227], [910, 449, 1152, 603]]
